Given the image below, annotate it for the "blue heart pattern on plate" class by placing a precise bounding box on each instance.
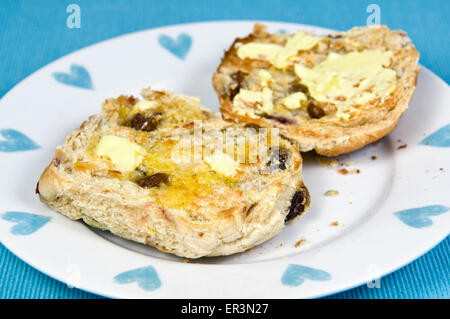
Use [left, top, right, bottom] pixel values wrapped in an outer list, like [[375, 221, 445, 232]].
[[394, 205, 449, 228], [282, 264, 331, 287], [114, 266, 161, 291], [420, 124, 450, 147], [52, 64, 93, 90], [2, 211, 51, 235], [0, 129, 39, 152], [158, 33, 192, 59]]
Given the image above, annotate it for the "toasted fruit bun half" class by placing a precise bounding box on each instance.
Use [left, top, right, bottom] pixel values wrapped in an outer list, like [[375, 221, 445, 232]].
[[37, 88, 309, 258], [213, 24, 419, 156]]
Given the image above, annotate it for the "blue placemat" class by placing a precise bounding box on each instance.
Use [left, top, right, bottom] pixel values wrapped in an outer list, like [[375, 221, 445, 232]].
[[0, 0, 449, 299]]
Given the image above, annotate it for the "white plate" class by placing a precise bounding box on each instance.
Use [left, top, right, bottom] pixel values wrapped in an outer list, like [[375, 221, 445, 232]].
[[0, 21, 449, 299]]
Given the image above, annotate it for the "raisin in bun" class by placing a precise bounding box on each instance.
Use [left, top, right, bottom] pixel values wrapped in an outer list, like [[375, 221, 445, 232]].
[[213, 24, 419, 156], [37, 88, 309, 258]]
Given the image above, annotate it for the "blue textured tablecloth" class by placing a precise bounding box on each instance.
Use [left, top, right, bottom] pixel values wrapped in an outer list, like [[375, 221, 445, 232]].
[[0, 0, 448, 299]]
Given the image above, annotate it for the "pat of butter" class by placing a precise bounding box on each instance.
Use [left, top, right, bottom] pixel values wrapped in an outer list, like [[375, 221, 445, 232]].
[[335, 109, 351, 121], [237, 42, 280, 63], [237, 31, 320, 69], [234, 89, 261, 104], [294, 49, 397, 119], [281, 92, 307, 110], [233, 88, 273, 112], [134, 100, 158, 111], [96, 135, 145, 173], [261, 88, 274, 112], [258, 69, 273, 87], [204, 151, 240, 177]]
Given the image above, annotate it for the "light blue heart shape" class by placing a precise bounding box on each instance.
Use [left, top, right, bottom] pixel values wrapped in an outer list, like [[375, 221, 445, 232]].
[[419, 124, 450, 147], [158, 33, 192, 60], [52, 64, 94, 90], [278, 29, 287, 34], [114, 266, 161, 291], [2, 212, 51, 235], [0, 129, 40, 152], [282, 264, 331, 287], [394, 205, 449, 228]]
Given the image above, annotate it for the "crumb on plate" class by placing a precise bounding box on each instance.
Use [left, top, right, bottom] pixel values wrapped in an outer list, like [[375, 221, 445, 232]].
[[318, 157, 339, 168], [294, 238, 307, 248], [325, 190, 339, 196]]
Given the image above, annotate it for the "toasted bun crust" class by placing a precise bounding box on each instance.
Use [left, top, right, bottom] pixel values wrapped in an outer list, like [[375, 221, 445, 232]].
[[37, 88, 309, 258], [213, 24, 420, 156]]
